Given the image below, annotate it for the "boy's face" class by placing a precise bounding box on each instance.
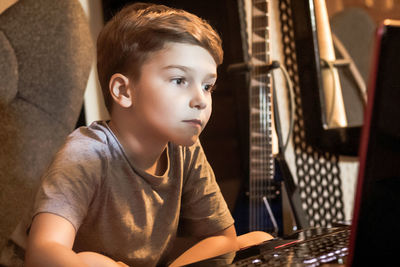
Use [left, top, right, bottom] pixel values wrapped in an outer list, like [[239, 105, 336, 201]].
[[129, 42, 217, 146]]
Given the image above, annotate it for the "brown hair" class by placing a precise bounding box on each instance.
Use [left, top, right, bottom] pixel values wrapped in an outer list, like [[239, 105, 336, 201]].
[[97, 3, 223, 113]]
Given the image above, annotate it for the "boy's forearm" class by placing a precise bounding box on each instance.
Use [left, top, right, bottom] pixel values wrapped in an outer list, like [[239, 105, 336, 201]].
[[26, 243, 124, 267], [25, 242, 89, 267], [169, 231, 239, 267]]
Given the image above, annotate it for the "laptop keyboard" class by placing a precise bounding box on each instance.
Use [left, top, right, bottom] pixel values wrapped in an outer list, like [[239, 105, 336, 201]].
[[231, 227, 350, 266]]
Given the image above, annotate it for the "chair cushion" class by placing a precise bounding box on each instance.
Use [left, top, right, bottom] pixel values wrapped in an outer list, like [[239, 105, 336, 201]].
[[0, 0, 93, 251], [0, 31, 18, 106]]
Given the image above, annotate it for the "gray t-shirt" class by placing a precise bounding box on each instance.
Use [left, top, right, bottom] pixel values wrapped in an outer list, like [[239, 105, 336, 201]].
[[31, 121, 234, 266]]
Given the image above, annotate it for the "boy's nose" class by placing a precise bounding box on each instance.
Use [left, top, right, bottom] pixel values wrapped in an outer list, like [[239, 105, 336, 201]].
[[189, 85, 207, 110]]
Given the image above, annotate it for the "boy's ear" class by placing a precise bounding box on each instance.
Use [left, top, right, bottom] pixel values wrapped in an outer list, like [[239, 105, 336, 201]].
[[109, 73, 133, 108]]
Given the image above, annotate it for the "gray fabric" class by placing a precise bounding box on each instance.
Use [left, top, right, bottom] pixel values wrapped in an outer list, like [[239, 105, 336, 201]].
[[0, 0, 93, 251], [0, 31, 18, 106], [330, 7, 376, 126], [26, 121, 233, 266]]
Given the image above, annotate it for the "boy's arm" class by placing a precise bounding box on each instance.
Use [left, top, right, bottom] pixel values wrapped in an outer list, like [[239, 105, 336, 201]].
[[25, 213, 126, 267], [169, 225, 239, 267]]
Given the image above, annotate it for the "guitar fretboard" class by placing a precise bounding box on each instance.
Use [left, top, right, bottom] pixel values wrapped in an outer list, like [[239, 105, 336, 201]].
[[249, 0, 275, 231]]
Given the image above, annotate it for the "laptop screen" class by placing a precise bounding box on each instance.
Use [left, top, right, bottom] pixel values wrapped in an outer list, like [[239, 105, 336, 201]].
[[348, 19, 400, 266]]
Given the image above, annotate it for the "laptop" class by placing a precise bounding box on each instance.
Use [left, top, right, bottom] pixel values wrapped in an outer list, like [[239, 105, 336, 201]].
[[347, 19, 400, 267], [184, 19, 400, 267]]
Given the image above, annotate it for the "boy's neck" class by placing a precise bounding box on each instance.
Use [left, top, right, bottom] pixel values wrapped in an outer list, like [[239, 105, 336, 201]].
[[108, 120, 167, 176]]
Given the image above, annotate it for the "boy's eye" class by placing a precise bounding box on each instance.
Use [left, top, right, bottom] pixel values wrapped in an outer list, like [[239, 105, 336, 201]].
[[172, 78, 186, 85], [203, 84, 216, 92]]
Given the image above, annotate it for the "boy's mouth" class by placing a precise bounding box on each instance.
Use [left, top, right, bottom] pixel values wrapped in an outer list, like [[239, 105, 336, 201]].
[[182, 119, 203, 127]]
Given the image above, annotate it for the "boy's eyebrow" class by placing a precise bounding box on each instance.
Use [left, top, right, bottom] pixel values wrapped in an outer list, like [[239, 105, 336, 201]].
[[162, 65, 217, 78]]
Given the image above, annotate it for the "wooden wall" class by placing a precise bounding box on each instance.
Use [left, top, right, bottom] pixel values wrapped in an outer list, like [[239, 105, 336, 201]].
[[327, 0, 400, 23]]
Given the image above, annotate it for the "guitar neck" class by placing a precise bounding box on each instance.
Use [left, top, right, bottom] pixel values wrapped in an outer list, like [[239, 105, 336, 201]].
[[248, 0, 275, 231]]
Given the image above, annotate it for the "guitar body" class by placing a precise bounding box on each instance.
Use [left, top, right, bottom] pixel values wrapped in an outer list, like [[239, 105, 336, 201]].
[[234, 168, 283, 236]]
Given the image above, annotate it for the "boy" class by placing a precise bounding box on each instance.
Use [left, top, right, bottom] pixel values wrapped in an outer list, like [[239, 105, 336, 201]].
[[25, 2, 241, 267]]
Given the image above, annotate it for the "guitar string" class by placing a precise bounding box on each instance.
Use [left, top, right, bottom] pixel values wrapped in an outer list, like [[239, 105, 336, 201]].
[[251, 0, 256, 231], [250, 0, 273, 231], [264, 0, 272, 231], [252, 0, 255, 230], [251, 0, 255, 231], [266, 0, 271, 231]]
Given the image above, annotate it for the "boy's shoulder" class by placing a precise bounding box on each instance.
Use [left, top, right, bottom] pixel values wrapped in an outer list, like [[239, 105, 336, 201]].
[[59, 121, 117, 161], [69, 120, 111, 144], [39, 121, 116, 186]]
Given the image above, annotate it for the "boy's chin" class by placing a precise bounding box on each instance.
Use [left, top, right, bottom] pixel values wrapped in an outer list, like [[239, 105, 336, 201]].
[[173, 136, 199, 147]]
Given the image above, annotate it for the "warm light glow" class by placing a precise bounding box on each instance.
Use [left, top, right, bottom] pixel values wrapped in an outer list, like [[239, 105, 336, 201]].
[[385, 0, 394, 9], [365, 0, 374, 8]]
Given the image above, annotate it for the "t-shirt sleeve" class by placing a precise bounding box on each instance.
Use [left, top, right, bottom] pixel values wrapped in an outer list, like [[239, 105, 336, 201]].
[[31, 138, 105, 232], [179, 140, 234, 237]]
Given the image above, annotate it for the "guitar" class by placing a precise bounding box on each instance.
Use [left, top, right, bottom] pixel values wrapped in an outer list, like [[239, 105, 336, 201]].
[[233, 0, 282, 236], [233, 0, 314, 235], [248, 0, 277, 234]]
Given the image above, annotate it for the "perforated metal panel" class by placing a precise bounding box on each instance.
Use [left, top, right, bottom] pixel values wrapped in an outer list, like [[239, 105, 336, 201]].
[[278, 0, 345, 227]]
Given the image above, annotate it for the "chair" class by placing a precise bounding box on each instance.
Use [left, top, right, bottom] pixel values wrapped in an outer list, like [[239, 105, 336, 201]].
[[0, 0, 93, 259]]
